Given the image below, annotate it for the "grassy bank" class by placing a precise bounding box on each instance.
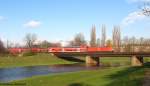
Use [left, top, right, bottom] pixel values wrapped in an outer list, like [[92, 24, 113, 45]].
[[0, 53, 73, 68], [12, 65, 149, 86], [0, 53, 149, 68], [101, 57, 130, 66], [0, 53, 149, 86]]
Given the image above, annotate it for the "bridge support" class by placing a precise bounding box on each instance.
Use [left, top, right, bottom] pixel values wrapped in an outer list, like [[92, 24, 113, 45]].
[[131, 56, 143, 66], [85, 56, 99, 66]]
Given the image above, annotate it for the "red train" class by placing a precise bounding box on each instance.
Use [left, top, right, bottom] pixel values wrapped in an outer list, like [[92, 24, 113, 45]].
[[48, 47, 113, 52], [8, 48, 48, 55], [8, 46, 113, 54]]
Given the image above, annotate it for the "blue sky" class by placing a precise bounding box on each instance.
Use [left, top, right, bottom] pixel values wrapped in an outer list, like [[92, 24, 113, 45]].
[[0, 0, 150, 44]]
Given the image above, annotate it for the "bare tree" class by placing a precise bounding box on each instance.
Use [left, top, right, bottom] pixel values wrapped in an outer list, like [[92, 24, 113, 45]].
[[49, 42, 61, 47], [122, 36, 130, 52], [141, 2, 150, 16], [101, 24, 106, 47], [90, 25, 96, 47], [6, 40, 13, 48], [96, 38, 100, 47], [69, 33, 86, 46], [106, 39, 112, 47], [24, 33, 37, 48], [39, 40, 51, 48], [14, 43, 21, 48], [0, 39, 6, 53], [130, 36, 136, 52], [112, 26, 121, 52]]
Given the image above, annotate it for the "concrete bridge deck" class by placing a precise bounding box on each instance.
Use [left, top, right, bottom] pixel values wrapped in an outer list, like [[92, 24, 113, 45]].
[[53, 52, 150, 57], [52, 52, 150, 66]]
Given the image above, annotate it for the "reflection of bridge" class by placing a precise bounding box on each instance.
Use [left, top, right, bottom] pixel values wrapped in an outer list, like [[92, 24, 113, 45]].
[[53, 52, 150, 66]]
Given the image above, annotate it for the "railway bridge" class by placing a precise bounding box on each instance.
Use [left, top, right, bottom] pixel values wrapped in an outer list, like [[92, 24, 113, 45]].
[[53, 52, 150, 66]]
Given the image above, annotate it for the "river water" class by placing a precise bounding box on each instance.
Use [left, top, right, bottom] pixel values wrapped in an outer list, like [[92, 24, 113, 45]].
[[0, 64, 100, 82]]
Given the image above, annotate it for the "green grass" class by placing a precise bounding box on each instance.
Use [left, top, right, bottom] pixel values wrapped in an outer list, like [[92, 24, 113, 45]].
[[101, 57, 130, 66], [0, 53, 150, 68], [0, 53, 74, 68], [101, 57, 150, 66], [11, 65, 150, 86], [0, 54, 150, 86], [144, 57, 150, 62]]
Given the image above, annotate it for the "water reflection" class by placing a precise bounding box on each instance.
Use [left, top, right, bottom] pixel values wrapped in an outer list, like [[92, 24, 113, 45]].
[[0, 64, 99, 82]]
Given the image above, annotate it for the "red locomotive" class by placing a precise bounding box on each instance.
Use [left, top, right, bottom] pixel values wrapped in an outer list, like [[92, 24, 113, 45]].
[[48, 46, 113, 52], [8, 46, 113, 54]]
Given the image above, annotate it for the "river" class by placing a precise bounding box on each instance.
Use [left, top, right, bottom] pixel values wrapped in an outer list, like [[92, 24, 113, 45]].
[[0, 64, 101, 82]]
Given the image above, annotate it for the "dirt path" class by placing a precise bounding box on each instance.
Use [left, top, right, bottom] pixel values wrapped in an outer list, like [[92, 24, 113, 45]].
[[143, 69, 150, 86]]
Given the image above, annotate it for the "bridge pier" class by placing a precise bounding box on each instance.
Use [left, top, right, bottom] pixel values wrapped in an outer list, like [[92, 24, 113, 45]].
[[131, 56, 143, 66], [85, 56, 99, 66]]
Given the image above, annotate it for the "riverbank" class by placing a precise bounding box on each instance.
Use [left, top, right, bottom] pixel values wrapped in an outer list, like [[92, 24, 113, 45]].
[[0, 53, 149, 68], [11, 65, 149, 86], [0, 53, 74, 68], [0, 53, 149, 86]]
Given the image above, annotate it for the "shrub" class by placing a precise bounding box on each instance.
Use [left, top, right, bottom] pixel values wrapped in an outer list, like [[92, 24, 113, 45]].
[[22, 51, 36, 56]]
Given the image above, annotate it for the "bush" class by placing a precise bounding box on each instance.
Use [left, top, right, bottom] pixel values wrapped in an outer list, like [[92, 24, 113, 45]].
[[22, 51, 36, 56]]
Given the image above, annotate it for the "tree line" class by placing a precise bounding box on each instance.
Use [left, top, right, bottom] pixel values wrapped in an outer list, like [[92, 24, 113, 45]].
[[68, 25, 150, 52], [0, 25, 150, 53]]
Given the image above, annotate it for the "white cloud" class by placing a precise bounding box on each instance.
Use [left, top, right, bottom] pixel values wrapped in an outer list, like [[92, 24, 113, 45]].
[[127, 0, 150, 3], [24, 20, 41, 28], [0, 16, 5, 21], [121, 11, 146, 26]]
